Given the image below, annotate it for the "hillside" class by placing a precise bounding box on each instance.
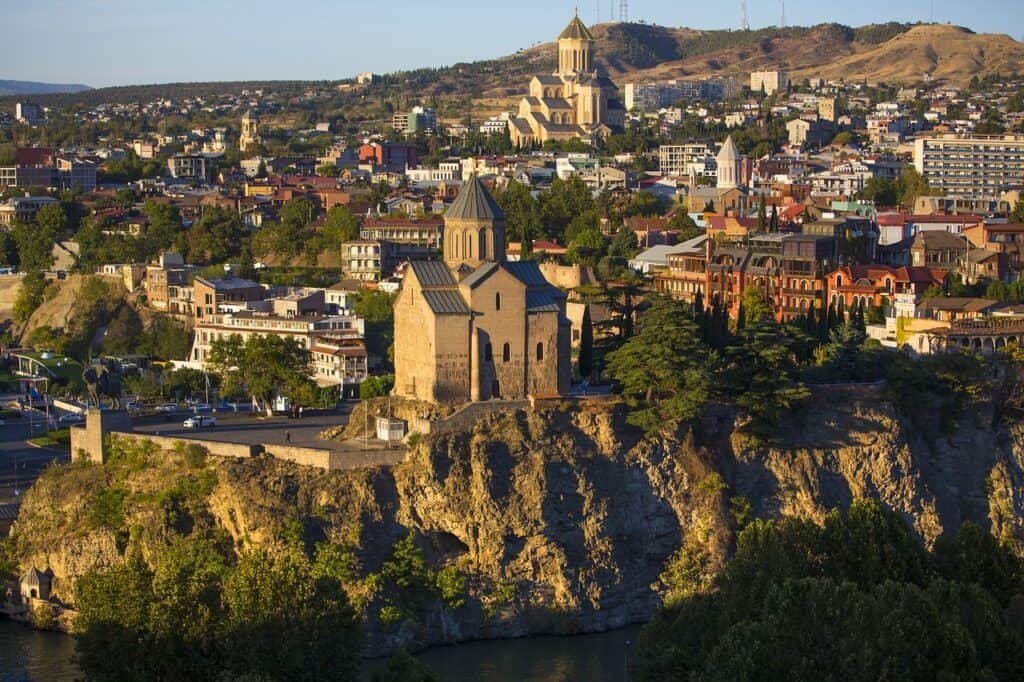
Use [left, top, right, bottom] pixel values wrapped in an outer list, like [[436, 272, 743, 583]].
[[7, 22, 1020, 114], [7, 389, 1024, 654], [0, 80, 91, 96]]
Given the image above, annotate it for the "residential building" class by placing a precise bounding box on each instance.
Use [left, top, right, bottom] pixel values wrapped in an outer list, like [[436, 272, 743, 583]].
[[826, 265, 947, 311], [358, 142, 418, 170], [193, 276, 265, 323], [310, 336, 368, 398], [508, 17, 624, 146], [909, 231, 969, 270], [0, 195, 59, 226], [750, 70, 788, 96], [15, 102, 42, 125], [913, 134, 1024, 200], [360, 217, 443, 246], [56, 157, 97, 192], [964, 222, 1024, 273], [167, 154, 212, 182], [393, 175, 571, 403], [659, 143, 714, 177], [392, 106, 437, 134], [787, 118, 833, 148]]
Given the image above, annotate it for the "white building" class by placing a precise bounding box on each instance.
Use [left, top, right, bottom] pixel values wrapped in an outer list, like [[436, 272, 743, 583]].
[[913, 134, 1024, 200], [750, 70, 788, 96]]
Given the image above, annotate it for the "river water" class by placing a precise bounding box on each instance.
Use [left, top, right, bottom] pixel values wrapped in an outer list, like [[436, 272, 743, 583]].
[[0, 621, 642, 681]]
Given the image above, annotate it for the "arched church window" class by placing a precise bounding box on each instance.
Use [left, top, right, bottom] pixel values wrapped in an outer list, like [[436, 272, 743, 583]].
[[495, 292, 501, 311], [536, 342, 544, 361]]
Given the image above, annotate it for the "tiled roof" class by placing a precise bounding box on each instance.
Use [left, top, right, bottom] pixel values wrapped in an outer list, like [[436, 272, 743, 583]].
[[423, 290, 471, 315]]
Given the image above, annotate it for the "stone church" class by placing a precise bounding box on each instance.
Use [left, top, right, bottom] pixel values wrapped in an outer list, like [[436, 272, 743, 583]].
[[508, 15, 625, 147], [393, 176, 571, 403]]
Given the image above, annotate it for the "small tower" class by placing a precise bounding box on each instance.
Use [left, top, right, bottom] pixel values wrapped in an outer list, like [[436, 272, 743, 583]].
[[240, 109, 261, 151], [716, 135, 741, 189], [443, 175, 506, 269], [557, 15, 595, 78]]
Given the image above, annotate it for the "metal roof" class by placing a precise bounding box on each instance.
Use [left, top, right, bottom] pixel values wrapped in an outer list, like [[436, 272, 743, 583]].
[[559, 16, 594, 40], [526, 291, 562, 312], [459, 262, 500, 289], [423, 290, 471, 315], [409, 260, 456, 288], [445, 174, 505, 222], [504, 261, 550, 287]]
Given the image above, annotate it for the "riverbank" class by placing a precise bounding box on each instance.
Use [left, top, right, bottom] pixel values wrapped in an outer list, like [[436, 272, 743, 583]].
[[1, 620, 642, 682]]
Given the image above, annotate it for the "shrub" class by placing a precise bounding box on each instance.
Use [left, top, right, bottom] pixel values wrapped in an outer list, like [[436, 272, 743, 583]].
[[87, 486, 128, 529]]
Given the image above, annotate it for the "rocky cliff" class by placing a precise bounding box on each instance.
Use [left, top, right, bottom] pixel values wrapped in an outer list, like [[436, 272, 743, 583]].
[[8, 389, 1024, 653]]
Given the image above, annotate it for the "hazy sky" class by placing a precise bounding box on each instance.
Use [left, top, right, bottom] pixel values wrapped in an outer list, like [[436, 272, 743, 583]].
[[7, 0, 1024, 88]]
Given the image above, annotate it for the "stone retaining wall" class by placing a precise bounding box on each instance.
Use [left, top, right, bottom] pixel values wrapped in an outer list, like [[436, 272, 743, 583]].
[[107, 431, 258, 459]]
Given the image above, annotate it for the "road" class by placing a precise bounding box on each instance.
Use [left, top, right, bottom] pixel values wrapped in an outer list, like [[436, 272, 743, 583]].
[[0, 403, 360, 507], [132, 404, 356, 450], [0, 409, 68, 506]]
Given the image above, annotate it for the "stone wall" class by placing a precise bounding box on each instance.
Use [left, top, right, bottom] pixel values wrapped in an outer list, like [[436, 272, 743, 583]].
[[414, 400, 529, 436], [108, 431, 258, 459]]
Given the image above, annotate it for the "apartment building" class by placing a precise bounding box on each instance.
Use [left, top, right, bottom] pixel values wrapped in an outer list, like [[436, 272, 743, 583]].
[[392, 106, 437, 134], [167, 154, 212, 182], [659, 143, 715, 177], [913, 134, 1024, 200], [750, 71, 788, 96]]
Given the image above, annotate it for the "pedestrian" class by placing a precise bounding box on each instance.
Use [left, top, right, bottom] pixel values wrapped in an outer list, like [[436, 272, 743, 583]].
[[298, 405, 304, 419], [285, 430, 291, 444]]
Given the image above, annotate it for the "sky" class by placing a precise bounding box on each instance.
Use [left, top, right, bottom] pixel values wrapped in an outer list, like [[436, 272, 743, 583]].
[[6, 0, 1024, 88]]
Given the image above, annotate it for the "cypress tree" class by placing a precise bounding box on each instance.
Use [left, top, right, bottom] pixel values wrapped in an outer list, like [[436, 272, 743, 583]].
[[806, 302, 817, 336], [579, 305, 594, 379], [770, 204, 779, 233], [758, 200, 767, 232]]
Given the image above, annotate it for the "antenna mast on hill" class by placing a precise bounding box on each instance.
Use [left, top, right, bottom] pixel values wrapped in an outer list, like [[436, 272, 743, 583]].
[[596, 0, 599, 24], [741, 0, 750, 31], [781, 0, 786, 27], [619, 0, 628, 23]]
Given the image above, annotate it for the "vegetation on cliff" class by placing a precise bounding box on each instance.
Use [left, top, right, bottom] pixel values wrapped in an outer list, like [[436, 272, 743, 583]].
[[636, 500, 1024, 681]]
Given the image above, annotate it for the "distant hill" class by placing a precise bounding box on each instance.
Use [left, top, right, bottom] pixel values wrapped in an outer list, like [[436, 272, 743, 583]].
[[0, 80, 92, 96], [2, 22, 1020, 112]]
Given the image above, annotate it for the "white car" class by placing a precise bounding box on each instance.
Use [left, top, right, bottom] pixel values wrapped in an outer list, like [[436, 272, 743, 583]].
[[155, 403, 178, 413], [183, 415, 217, 428], [58, 414, 85, 425]]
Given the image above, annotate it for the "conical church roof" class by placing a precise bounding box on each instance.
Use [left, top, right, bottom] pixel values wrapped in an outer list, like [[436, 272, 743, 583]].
[[559, 15, 594, 41], [446, 175, 505, 222], [717, 135, 740, 162]]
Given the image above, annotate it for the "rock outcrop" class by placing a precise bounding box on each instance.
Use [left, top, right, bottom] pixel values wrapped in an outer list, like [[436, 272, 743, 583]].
[[8, 389, 1024, 653]]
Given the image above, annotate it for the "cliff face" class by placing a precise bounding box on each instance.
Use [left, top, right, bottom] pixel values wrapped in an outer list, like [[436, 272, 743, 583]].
[[9, 391, 1024, 653]]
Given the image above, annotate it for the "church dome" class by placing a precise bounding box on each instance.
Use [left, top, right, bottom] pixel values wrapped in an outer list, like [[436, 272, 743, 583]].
[[446, 174, 505, 222], [559, 15, 594, 41]]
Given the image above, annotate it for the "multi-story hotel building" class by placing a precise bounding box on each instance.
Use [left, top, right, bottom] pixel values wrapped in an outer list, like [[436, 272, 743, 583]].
[[913, 134, 1024, 200]]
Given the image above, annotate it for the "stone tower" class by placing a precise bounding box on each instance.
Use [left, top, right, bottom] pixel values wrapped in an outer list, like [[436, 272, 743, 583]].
[[240, 109, 261, 151], [716, 135, 741, 189], [443, 175, 506, 269], [557, 15, 595, 79]]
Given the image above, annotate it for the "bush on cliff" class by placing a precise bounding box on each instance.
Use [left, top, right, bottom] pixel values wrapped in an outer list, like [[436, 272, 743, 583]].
[[635, 500, 1024, 681]]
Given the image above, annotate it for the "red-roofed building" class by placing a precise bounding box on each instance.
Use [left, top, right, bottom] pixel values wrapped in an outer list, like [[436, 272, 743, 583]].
[[15, 147, 55, 166], [826, 265, 947, 310], [876, 213, 985, 246]]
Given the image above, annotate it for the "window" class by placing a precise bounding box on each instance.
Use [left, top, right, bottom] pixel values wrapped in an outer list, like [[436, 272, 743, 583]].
[[536, 342, 544, 361], [484, 343, 492, 361], [495, 292, 501, 311], [502, 342, 511, 362]]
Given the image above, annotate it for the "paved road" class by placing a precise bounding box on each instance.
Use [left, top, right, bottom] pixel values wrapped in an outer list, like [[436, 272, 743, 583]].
[[132, 404, 355, 450], [0, 411, 68, 506]]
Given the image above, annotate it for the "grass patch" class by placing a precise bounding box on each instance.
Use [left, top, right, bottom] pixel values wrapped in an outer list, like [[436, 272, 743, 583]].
[[28, 427, 71, 449]]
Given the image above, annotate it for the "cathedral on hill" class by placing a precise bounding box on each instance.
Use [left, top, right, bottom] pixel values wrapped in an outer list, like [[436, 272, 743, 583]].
[[508, 15, 625, 147], [393, 176, 571, 403]]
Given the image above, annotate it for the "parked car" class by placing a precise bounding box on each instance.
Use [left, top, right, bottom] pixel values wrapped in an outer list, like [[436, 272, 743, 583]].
[[193, 403, 211, 412], [183, 415, 217, 428], [58, 413, 85, 425], [155, 403, 178, 413]]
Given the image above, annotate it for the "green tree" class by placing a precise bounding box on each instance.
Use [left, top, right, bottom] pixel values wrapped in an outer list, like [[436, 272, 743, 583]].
[[353, 289, 396, 365], [578, 305, 594, 379], [372, 649, 440, 682], [320, 204, 361, 246], [606, 298, 714, 432], [725, 320, 810, 429], [208, 334, 316, 409], [495, 179, 539, 247], [13, 271, 47, 322]]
